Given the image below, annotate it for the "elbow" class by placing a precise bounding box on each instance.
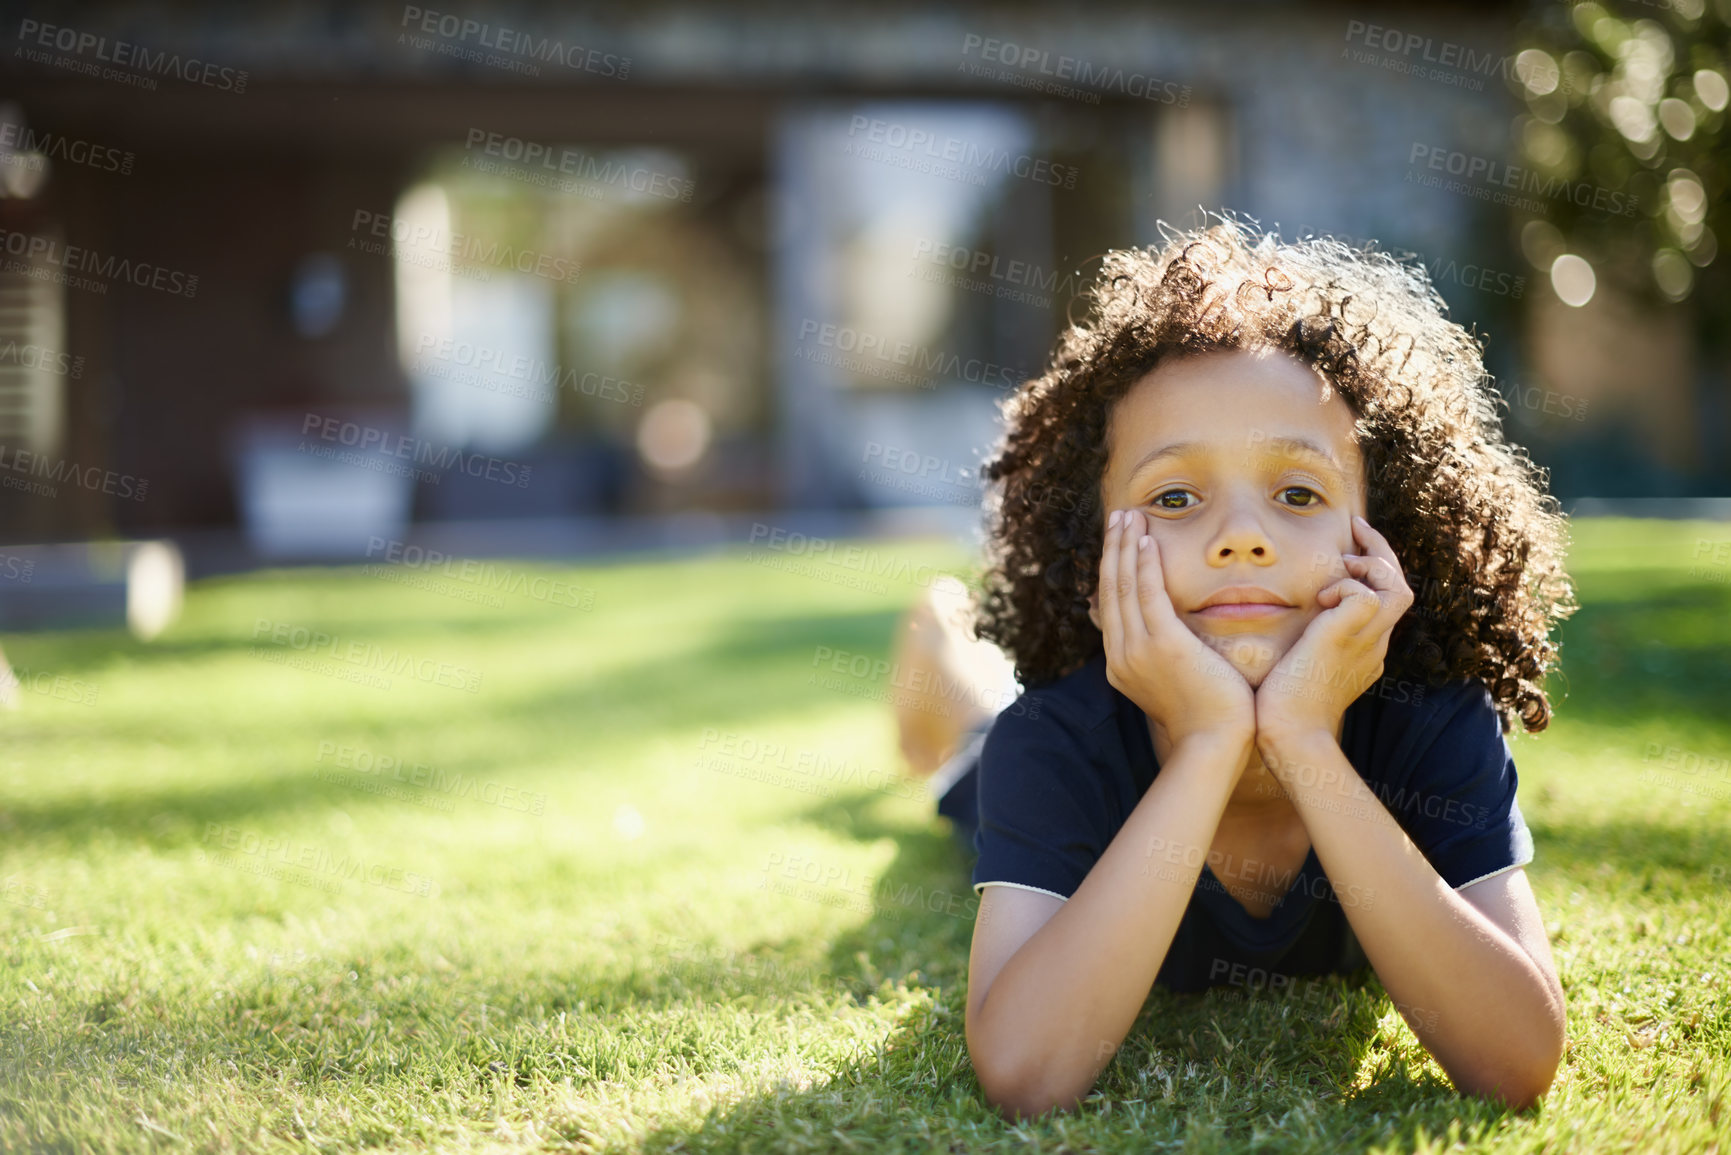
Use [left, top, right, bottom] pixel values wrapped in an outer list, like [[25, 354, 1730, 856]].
[[975, 1067, 1082, 1122], [1450, 971, 1567, 1111], [1456, 1013, 1566, 1111], [1509, 979, 1569, 1108], [1461, 1062, 1557, 1112], [969, 1044, 1087, 1121]]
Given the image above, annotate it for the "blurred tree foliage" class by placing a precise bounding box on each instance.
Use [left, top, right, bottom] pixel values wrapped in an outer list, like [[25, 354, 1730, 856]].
[[1512, 0, 1728, 348]]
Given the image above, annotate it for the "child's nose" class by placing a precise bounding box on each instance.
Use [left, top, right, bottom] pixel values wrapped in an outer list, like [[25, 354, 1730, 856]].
[[1207, 505, 1275, 562]]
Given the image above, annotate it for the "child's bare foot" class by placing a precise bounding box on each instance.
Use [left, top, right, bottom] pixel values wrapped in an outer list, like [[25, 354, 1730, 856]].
[[890, 575, 1020, 779]]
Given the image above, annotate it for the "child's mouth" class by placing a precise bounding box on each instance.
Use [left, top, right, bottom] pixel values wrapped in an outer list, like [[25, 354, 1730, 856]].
[[1189, 584, 1295, 621], [1192, 603, 1293, 620]]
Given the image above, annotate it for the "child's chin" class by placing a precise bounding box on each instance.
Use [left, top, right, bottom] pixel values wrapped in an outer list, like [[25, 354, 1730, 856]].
[[1208, 635, 1284, 683], [1234, 660, 1279, 690]]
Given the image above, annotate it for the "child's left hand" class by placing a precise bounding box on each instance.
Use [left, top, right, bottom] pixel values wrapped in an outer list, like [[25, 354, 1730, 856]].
[[1254, 515, 1415, 760]]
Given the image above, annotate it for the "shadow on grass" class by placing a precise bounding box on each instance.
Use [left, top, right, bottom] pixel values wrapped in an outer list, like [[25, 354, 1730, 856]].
[[0, 580, 910, 679], [1549, 587, 1731, 727], [0, 606, 909, 852], [1528, 814, 1731, 883], [0, 771, 340, 853], [623, 795, 1520, 1154], [0, 611, 566, 677]]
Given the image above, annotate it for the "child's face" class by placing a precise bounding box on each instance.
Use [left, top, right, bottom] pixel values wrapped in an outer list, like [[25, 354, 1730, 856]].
[[1088, 347, 1369, 688]]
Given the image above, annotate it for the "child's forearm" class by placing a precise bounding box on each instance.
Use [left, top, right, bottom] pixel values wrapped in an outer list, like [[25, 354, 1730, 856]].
[[968, 729, 1248, 1118], [1262, 731, 1566, 1107]]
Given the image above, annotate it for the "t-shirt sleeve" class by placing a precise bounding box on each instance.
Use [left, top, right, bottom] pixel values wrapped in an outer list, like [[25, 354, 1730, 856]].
[[970, 701, 1113, 901], [1377, 679, 1536, 890]]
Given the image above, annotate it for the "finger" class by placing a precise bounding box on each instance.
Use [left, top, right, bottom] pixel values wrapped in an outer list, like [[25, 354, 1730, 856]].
[[1098, 510, 1126, 655], [1135, 526, 1183, 635], [1342, 546, 1414, 628], [1316, 577, 1381, 624], [1341, 553, 1401, 594], [1117, 509, 1150, 639], [1351, 516, 1406, 578]]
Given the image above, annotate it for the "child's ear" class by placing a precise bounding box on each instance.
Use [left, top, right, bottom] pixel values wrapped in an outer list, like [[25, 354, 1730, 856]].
[[1087, 590, 1101, 632]]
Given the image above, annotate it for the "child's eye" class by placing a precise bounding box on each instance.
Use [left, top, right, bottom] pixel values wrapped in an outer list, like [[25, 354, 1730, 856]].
[[1150, 488, 1197, 510], [1279, 486, 1322, 508]]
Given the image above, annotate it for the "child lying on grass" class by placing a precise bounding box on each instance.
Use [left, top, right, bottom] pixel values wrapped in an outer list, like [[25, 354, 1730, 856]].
[[899, 217, 1577, 1118]]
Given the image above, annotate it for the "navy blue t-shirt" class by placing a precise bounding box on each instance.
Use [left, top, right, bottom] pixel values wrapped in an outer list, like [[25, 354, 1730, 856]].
[[968, 653, 1535, 992]]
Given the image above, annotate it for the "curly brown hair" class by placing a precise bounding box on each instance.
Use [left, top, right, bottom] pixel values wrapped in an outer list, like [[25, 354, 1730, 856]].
[[971, 217, 1578, 734]]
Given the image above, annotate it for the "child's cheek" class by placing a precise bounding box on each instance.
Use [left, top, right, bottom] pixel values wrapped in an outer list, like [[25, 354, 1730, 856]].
[[1302, 550, 1349, 600]]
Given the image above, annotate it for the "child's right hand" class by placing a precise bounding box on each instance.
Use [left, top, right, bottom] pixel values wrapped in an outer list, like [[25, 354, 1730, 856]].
[[1092, 508, 1257, 762]]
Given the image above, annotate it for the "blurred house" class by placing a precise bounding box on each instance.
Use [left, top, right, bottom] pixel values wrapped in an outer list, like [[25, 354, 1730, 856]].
[[0, 2, 1715, 562]]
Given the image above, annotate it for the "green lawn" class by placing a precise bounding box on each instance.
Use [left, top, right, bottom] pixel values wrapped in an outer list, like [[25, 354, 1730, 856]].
[[1, 517, 1728, 1153]]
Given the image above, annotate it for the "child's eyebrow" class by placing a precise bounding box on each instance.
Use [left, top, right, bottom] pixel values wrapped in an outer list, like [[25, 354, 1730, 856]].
[[1124, 440, 1200, 483], [1125, 435, 1348, 482], [1251, 436, 1350, 476]]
